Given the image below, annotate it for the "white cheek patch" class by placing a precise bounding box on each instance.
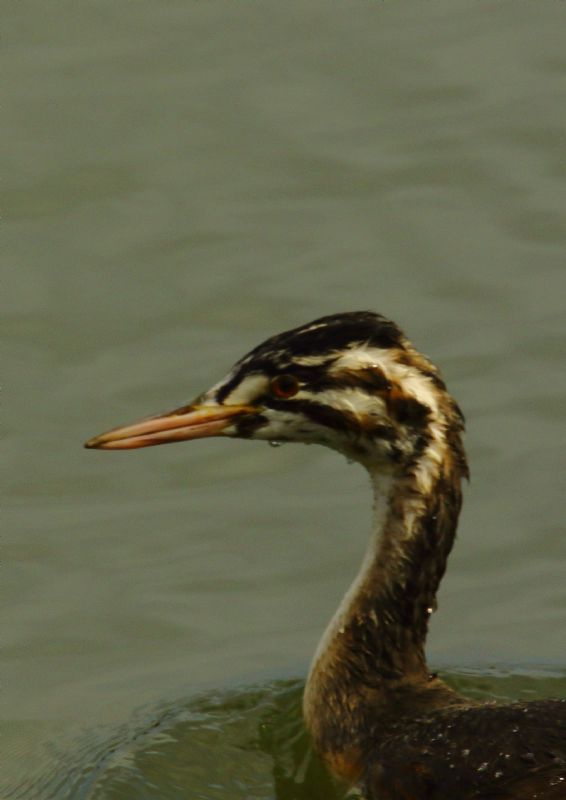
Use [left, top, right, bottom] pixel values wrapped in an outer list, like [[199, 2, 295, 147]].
[[222, 374, 269, 405], [369, 350, 447, 498], [381, 354, 440, 415], [333, 345, 447, 499], [334, 346, 439, 413], [300, 387, 388, 419]]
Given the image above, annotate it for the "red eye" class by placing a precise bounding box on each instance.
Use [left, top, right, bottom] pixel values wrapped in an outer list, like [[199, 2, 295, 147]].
[[270, 374, 300, 399]]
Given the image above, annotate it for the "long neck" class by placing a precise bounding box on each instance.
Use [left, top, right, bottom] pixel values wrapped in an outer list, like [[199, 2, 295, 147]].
[[303, 455, 464, 775]]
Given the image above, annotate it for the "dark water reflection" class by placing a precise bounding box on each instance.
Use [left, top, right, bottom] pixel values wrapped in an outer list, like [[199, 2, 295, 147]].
[[10, 670, 566, 800]]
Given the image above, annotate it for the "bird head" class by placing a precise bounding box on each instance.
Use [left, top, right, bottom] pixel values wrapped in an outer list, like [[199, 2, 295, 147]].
[[85, 312, 465, 475]]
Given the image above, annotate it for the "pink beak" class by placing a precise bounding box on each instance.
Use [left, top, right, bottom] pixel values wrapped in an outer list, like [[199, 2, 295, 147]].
[[84, 402, 258, 450]]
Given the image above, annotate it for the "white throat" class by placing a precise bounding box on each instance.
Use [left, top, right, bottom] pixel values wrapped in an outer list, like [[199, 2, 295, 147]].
[[306, 468, 394, 685]]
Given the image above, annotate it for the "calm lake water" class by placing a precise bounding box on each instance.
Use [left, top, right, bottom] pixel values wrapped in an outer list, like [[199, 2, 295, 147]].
[[4, 2, 566, 797]]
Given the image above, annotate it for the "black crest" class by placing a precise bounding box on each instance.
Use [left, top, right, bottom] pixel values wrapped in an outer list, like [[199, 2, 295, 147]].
[[241, 312, 404, 367], [216, 312, 406, 403]]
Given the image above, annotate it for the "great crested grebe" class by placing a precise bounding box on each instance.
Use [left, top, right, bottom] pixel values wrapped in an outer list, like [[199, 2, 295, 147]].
[[86, 312, 566, 799]]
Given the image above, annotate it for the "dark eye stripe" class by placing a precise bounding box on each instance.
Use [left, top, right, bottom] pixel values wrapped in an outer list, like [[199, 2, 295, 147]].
[[266, 398, 361, 436], [385, 392, 430, 428], [307, 367, 392, 395], [233, 413, 269, 438]]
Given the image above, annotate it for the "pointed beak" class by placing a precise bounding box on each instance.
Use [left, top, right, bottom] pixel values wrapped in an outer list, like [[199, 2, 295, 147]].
[[84, 402, 259, 450]]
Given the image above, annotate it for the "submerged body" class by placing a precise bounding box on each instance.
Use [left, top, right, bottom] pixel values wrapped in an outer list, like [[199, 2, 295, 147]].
[[86, 312, 566, 799]]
